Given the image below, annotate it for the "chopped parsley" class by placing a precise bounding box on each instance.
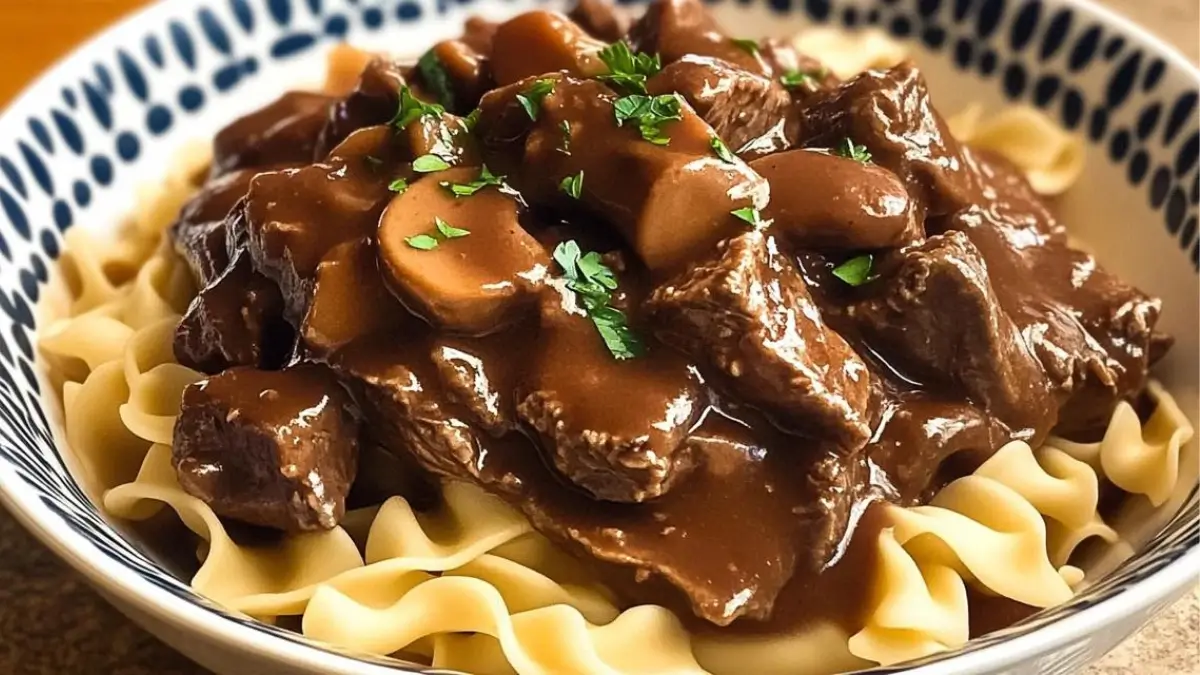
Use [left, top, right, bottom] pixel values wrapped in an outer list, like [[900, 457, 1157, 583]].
[[597, 41, 662, 94], [831, 254, 874, 286], [388, 178, 409, 194], [405, 217, 471, 251], [836, 138, 873, 164], [517, 79, 556, 120], [710, 136, 737, 163], [613, 94, 682, 145], [731, 207, 762, 226], [553, 240, 643, 360], [730, 37, 760, 56], [391, 85, 445, 130], [463, 108, 481, 131], [440, 164, 505, 197], [412, 154, 451, 173], [559, 171, 584, 199], [559, 120, 572, 154], [417, 51, 457, 110], [779, 69, 815, 89]]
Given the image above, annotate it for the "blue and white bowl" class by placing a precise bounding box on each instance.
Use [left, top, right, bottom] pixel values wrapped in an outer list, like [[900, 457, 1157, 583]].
[[0, 1, 1195, 673]]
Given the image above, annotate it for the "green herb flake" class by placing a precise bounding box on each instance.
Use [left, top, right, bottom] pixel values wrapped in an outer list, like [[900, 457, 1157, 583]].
[[552, 240, 643, 360], [516, 79, 556, 121], [559, 171, 584, 199], [463, 108, 481, 131], [836, 138, 873, 164], [435, 217, 470, 239], [559, 120, 572, 154], [417, 51, 457, 110], [613, 94, 682, 146], [730, 37, 760, 56], [405, 234, 440, 250], [391, 86, 445, 130], [831, 254, 874, 286], [388, 178, 409, 194], [731, 207, 761, 226], [440, 164, 505, 197], [597, 41, 662, 95], [779, 69, 814, 89], [412, 154, 451, 173], [710, 136, 737, 163]]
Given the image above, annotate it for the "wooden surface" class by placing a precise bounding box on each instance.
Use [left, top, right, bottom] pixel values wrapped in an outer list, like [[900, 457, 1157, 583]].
[[0, 1, 1196, 674]]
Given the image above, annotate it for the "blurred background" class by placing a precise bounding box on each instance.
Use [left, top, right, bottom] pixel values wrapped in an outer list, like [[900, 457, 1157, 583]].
[[0, 0, 1195, 674]]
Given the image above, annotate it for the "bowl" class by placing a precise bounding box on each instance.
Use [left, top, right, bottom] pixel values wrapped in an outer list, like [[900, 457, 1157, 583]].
[[0, 0, 1195, 674]]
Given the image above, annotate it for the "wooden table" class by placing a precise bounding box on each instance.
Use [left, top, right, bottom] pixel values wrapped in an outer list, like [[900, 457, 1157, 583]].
[[0, 1, 1196, 673]]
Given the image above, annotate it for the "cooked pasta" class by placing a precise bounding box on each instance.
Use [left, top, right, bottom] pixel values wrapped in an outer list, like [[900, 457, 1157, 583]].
[[946, 103, 1086, 195], [790, 28, 908, 79]]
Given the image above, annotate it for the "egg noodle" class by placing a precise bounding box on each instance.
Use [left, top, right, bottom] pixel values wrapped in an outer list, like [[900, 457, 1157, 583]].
[[36, 31, 1193, 675]]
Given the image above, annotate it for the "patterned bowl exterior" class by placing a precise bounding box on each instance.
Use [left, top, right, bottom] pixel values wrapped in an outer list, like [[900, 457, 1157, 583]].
[[0, 1, 1194, 674]]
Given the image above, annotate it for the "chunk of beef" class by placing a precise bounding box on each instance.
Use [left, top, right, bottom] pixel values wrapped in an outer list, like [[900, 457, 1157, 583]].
[[430, 335, 521, 436], [646, 55, 793, 153], [212, 92, 333, 177], [518, 300, 706, 503], [646, 231, 872, 448], [476, 74, 768, 272], [377, 166, 548, 335], [848, 232, 1057, 440], [750, 148, 921, 250], [795, 61, 972, 218], [170, 168, 258, 286], [629, 0, 772, 75], [569, 0, 631, 41], [315, 58, 409, 157], [489, 11, 607, 85], [174, 248, 292, 374], [759, 38, 840, 97], [172, 365, 359, 531]]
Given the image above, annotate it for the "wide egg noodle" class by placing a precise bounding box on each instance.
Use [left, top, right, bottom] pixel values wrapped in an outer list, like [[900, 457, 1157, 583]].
[[947, 103, 1085, 196], [789, 28, 908, 79]]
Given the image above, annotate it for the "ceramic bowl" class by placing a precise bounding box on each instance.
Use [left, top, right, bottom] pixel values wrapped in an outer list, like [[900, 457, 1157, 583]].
[[0, 0, 1195, 674]]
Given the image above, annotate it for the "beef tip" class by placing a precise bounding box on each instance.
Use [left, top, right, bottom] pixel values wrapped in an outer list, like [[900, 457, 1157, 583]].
[[759, 39, 839, 97], [795, 450, 868, 568], [629, 0, 771, 76], [475, 74, 769, 272], [646, 231, 872, 448], [646, 55, 793, 153], [430, 335, 522, 436], [172, 365, 359, 531], [518, 300, 706, 503], [174, 248, 292, 374], [377, 166, 549, 335], [568, 0, 631, 41], [489, 11, 607, 86], [847, 231, 1057, 440], [300, 238, 412, 359], [170, 168, 258, 287], [212, 92, 333, 177], [795, 61, 972, 218], [751, 148, 921, 250], [417, 40, 493, 115], [315, 58, 409, 156]]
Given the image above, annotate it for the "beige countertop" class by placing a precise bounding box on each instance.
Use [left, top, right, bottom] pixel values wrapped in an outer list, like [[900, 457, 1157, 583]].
[[0, 0, 1197, 673]]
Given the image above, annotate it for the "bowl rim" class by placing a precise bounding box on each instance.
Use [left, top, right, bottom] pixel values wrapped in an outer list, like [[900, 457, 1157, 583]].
[[0, 0, 1197, 674]]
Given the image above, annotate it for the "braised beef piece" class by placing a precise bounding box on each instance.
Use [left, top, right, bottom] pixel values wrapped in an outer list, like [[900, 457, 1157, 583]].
[[751, 148, 921, 250], [795, 61, 972, 218], [647, 55, 793, 153], [430, 336, 521, 436], [172, 365, 359, 531], [569, 0, 631, 41], [174, 248, 292, 374], [212, 92, 333, 177], [489, 11, 607, 86], [847, 232, 1057, 440], [647, 231, 872, 449], [475, 74, 768, 272], [315, 58, 409, 156], [170, 169, 257, 286], [759, 38, 840, 96], [629, 0, 772, 76]]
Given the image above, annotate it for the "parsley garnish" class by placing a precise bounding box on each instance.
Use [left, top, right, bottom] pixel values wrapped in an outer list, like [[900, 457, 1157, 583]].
[[413, 154, 451, 173], [559, 120, 572, 154], [560, 171, 584, 199], [553, 240, 643, 360], [405, 217, 471, 251], [710, 136, 737, 163], [779, 69, 815, 89], [388, 178, 409, 194], [597, 41, 662, 94], [730, 37, 760, 56], [391, 86, 445, 130], [463, 108, 481, 131], [417, 51, 456, 111], [831, 254, 874, 286], [440, 164, 505, 197], [836, 138, 873, 164], [517, 79, 556, 120], [731, 207, 761, 226], [613, 94, 682, 145]]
